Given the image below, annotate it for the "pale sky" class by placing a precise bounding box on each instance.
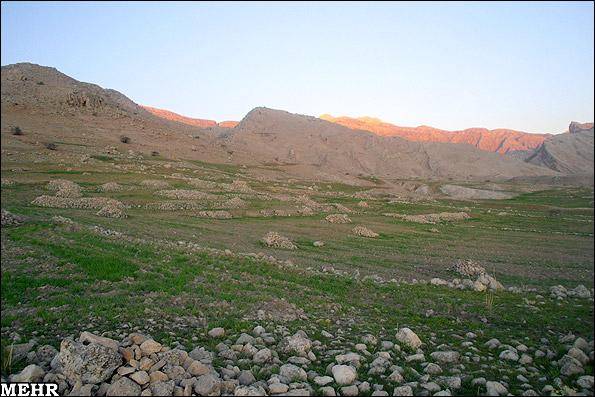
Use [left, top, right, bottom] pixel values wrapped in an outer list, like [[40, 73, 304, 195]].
[[2, 1, 594, 133]]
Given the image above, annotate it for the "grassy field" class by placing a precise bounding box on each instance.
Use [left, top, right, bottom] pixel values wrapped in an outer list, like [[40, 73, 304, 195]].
[[1, 153, 593, 394]]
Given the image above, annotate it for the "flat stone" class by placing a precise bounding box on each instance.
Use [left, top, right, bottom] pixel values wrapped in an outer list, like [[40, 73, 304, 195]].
[[208, 327, 225, 338], [80, 331, 119, 351], [106, 377, 141, 396], [130, 370, 150, 385], [140, 339, 162, 355]]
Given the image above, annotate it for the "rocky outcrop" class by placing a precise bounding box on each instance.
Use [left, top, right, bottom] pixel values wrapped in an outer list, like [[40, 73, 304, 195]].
[[320, 114, 550, 154], [142, 106, 218, 128], [525, 122, 594, 174]]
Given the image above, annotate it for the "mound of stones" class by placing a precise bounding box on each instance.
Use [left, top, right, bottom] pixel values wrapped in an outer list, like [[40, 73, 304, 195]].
[[96, 203, 128, 219], [427, 260, 504, 292], [383, 212, 470, 224], [1, 208, 25, 227], [32, 196, 124, 211], [430, 274, 503, 292], [6, 327, 592, 396], [261, 232, 297, 250], [98, 182, 124, 192], [220, 197, 247, 209], [331, 203, 352, 213], [294, 195, 332, 212], [260, 209, 293, 217], [1, 177, 15, 186], [147, 201, 203, 211], [222, 180, 255, 194], [195, 211, 233, 220], [325, 214, 352, 224], [155, 190, 217, 200], [449, 259, 486, 277], [550, 284, 593, 300], [352, 226, 379, 238], [48, 179, 83, 198], [47, 179, 80, 192]]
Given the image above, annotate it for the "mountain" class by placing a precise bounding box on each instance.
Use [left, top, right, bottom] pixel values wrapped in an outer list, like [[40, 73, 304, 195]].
[[1, 62, 146, 117], [142, 105, 238, 128], [0, 63, 573, 184], [1, 63, 232, 163], [226, 107, 556, 181], [525, 122, 594, 174], [320, 114, 551, 154]]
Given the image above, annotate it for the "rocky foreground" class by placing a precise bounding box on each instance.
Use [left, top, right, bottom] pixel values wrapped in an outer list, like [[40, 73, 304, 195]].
[[3, 324, 594, 396]]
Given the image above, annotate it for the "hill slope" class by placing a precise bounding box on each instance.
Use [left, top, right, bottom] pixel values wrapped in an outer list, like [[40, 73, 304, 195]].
[[1, 62, 146, 117], [0, 63, 562, 183], [227, 107, 555, 181], [526, 122, 594, 174], [1, 63, 231, 163], [320, 114, 551, 154]]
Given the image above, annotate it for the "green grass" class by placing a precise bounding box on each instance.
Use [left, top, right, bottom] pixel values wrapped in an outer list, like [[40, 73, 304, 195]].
[[91, 154, 114, 162], [1, 159, 593, 392]]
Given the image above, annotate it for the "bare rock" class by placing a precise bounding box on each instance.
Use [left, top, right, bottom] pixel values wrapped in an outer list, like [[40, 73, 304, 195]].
[[59, 338, 122, 385]]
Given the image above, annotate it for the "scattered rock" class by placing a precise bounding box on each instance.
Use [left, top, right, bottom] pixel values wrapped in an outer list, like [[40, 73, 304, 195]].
[[331, 364, 357, 385], [396, 328, 422, 349]]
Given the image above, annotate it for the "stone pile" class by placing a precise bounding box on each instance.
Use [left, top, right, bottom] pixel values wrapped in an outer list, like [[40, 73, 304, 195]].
[[195, 211, 233, 219], [261, 232, 297, 250], [32, 196, 124, 211], [155, 190, 217, 200], [98, 182, 124, 192], [325, 214, 352, 224], [550, 284, 593, 300], [383, 212, 470, 224], [48, 179, 83, 198], [430, 272, 504, 292], [1, 208, 25, 227], [1, 178, 15, 186], [96, 203, 128, 219], [449, 259, 486, 277], [219, 197, 247, 209], [352, 226, 379, 238]]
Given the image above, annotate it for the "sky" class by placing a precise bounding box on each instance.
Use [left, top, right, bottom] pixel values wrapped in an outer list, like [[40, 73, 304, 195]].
[[1, 1, 593, 134]]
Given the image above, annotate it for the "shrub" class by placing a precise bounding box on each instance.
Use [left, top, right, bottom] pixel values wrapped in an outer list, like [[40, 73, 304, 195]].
[[45, 142, 57, 150], [120, 135, 130, 144], [11, 126, 23, 136], [151, 151, 160, 157]]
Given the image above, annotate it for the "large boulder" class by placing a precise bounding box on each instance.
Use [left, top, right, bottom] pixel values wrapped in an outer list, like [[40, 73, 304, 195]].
[[395, 328, 422, 349], [10, 364, 45, 383], [282, 331, 312, 356], [58, 338, 122, 385], [430, 351, 460, 364], [279, 364, 307, 382], [194, 374, 221, 396], [332, 365, 357, 385]]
